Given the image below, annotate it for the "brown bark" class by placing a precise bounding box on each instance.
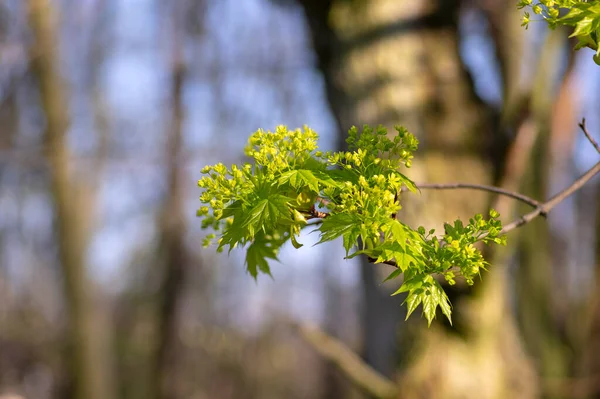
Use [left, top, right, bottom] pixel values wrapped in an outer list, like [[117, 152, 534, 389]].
[[298, 1, 542, 397], [299, 0, 494, 380], [25, 1, 109, 399]]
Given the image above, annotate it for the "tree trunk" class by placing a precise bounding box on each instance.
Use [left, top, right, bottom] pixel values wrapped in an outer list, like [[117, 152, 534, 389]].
[[298, 0, 538, 396], [26, 1, 109, 399], [148, 2, 190, 398]]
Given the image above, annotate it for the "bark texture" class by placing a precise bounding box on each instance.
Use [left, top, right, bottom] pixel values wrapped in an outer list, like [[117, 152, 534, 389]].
[[298, 1, 539, 397]]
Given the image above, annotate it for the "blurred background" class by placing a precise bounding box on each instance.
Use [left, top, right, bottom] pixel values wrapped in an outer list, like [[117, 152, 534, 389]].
[[1, 0, 600, 398]]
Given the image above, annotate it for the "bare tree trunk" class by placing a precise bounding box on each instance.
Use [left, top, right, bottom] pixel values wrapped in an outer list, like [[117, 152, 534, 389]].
[[299, 0, 493, 377], [25, 1, 108, 399], [149, 2, 190, 398], [297, 1, 543, 397]]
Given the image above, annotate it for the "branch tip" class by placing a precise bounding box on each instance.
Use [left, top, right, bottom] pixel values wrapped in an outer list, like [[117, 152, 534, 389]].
[[579, 118, 600, 154]]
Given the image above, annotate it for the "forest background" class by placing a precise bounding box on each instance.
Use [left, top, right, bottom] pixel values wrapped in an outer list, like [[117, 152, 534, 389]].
[[1, 0, 600, 398]]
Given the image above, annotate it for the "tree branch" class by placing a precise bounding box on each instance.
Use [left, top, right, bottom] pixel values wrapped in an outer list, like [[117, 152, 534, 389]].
[[580, 118, 600, 154], [294, 322, 398, 399], [307, 122, 600, 270], [313, 180, 544, 221], [373, 122, 600, 269], [410, 182, 541, 209], [500, 160, 600, 235], [374, 159, 600, 269]]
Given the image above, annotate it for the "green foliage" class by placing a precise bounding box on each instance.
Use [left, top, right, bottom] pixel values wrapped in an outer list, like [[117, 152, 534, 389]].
[[197, 125, 505, 325], [519, 0, 600, 65]]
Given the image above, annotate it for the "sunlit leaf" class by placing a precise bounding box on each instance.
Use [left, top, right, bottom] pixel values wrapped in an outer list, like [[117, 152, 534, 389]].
[[383, 268, 402, 283], [278, 169, 320, 193], [316, 213, 360, 245], [246, 237, 279, 279]]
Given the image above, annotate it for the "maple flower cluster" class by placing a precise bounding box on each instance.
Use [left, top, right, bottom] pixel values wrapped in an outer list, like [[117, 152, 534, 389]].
[[197, 124, 505, 325], [519, 0, 600, 64], [244, 125, 319, 178]]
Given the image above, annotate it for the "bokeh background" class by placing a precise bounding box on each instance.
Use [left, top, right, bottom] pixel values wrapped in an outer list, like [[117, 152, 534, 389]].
[[1, 0, 600, 398]]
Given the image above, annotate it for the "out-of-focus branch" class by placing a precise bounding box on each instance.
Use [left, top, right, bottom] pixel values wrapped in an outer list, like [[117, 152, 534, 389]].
[[294, 322, 398, 399]]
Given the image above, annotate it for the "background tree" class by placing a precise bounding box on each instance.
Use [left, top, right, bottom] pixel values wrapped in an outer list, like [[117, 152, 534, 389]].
[[1, 1, 599, 398]]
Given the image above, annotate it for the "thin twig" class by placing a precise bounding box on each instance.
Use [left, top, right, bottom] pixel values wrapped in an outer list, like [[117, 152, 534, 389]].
[[309, 204, 328, 219], [376, 160, 600, 269], [294, 322, 398, 398], [313, 181, 543, 220], [579, 118, 600, 154], [411, 182, 541, 209], [500, 160, 600, 235], [307, 183, 544, 222], [307, 122, 600, 270]]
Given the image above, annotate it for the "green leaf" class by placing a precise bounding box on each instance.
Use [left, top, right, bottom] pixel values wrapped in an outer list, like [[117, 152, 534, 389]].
[[278, 169, 320, 193], [242, 195, 292, 235], [382, 219, 407, 249], [392, 274, 424, 296], [342, 226, 362, 254], [570, 16, 595, 38], [292, 209, 307, 224], [391, 273, 453, 325], [404, 291, 423, 320], [316, 213, 360, 246], [383, 268, 402, 283], [300, 155, 328, 171], [246, 237, 279, 279], [422, 279, 452, 326], [326, 168, 359, 185], [559, 5, 592, 25], [394, 249, 418, 272], [397, 173, 417, 193], [312, 169, 343, 188], [219, 221, 249, 253], [221, 200, 243, 218], [268, 195, 294, 224], [422, 290, 436, 326], [436, 285, 452, 324], [198, 124, 512, 326], [242, 199, 269, 236], [361, 239, 419, 271], [290, 232, 304, 249]]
